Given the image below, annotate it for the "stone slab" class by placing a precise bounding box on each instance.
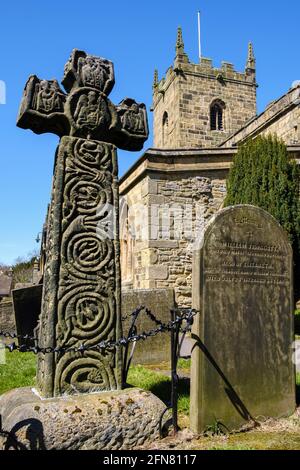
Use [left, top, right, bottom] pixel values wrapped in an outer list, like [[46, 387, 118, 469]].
[[122, 289, 174, 365], [0, 299, 15, 334], [12, 285, 43, 345], [190, 205, 296, 433], [0, 387, 165, 450]]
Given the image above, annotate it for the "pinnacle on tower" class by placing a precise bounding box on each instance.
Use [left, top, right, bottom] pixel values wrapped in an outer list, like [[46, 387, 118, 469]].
[[153, 69, 159, 90], [174, 26, 189, 64], [246, 42, 256, 70], [176, 26, 185, 55]]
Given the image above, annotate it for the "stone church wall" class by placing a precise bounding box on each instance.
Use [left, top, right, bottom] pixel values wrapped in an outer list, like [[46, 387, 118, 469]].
[[121, 170, 227, 307], [153, 55, 257, 149], [259, 105, 300, 144]]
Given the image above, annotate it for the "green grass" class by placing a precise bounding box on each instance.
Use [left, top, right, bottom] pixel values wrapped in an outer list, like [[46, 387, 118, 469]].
[[1, 352, 299, 417], [0, 350, 36, 395], [204, 432, 300, 451], [208, 444, 255, 450], [127, 365, 190, 415], [177, 358, 191, 369]]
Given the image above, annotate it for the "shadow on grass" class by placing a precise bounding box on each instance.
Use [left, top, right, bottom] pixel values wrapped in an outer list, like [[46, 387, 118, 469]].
[[296, 384, 300, 406], [126, 365, 190, 413], [149, 377, 190, 406], [126, 362, 192, 417]]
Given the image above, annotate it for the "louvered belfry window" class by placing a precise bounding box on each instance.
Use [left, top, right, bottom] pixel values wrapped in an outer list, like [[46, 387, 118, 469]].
[[210, 101, 225, 131]]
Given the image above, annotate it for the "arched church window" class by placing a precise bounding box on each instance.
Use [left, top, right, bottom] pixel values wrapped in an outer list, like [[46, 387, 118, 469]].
[[162, 111, 168, 145], [210, 100, 225, 131], [162, 111, 169, 128]]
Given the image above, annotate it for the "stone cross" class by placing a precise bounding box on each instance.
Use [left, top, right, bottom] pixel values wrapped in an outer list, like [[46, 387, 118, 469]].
[[17, 49, 148, 398]]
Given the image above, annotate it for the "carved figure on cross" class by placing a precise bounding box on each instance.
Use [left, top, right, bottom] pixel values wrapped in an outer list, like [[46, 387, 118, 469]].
[[17, 49, 148, 150]]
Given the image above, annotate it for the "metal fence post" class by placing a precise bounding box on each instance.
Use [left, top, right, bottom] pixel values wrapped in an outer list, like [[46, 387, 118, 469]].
[[170, 308, 180, 434]]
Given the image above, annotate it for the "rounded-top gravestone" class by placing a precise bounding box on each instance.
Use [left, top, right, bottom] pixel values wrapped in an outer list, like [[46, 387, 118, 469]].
[[190, 205, 295, 433]]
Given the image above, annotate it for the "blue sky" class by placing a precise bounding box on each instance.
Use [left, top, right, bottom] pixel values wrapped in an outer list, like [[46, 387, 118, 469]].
[[0, 0, 299, 265]]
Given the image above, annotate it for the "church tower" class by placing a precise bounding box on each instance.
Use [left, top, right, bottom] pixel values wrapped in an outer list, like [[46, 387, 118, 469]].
[[152, 27, 257, 148]]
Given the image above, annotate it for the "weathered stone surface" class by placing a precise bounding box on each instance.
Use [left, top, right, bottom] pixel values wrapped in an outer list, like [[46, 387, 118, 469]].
[[121, 289, 174, 364], [17, 50, 149, 399], [222, 84, 300, 148], [119, 144, 300, 308], [190, 205, 296, 433], [36, 137, 122, 398], [145, 266, 169, 280], [0, 387, 165, 450], [120, 170, 226, 305], [0, 299, 15, 333], [17, 50, 148, 151]]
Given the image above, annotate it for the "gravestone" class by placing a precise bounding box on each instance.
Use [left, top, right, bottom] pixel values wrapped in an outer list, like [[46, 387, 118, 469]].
[[190, 205, 295, 433], [0, 299, 15, 335], [12, 285, 43, 346]]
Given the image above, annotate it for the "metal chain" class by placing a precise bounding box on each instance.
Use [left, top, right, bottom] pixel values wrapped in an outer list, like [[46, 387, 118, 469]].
[[121, 305, 145, 322], [144, 307, 164, 326], [122, 305, 190, 328], [0, 309, 198, 356], [0, 330, 37, 342]]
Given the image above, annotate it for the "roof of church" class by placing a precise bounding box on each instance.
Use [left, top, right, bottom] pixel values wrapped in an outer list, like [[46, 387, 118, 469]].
[[119, 145, 300, 195], [220, 83, 300, 147]]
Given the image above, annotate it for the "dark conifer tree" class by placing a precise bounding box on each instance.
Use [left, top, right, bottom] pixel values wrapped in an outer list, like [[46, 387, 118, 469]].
[[225, 135, 300, 301]]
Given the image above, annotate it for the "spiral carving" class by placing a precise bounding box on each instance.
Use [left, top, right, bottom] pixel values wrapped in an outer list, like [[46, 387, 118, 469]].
[[66, 234, 113, 273], [57, 291, 115, 346], [74, 138, 113, 172], [55, 351, 117, 394]]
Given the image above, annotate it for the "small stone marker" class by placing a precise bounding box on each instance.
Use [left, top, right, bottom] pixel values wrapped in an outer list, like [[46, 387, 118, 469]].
[[122, 289, 174, 365], [190, 205, 295, 432], [12, 284, 43, 345]]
